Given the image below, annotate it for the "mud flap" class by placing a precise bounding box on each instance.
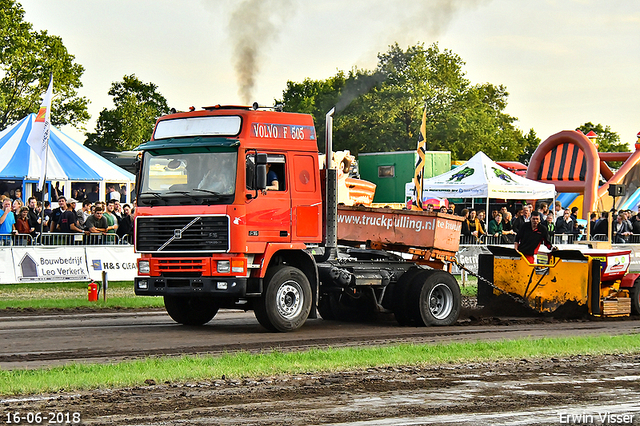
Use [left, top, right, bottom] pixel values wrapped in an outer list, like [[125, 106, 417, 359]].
[[589, 259, 601, 316], [477, 253, 494, 306]]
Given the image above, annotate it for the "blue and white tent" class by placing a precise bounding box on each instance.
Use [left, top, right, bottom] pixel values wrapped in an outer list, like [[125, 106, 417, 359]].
[[0, 114, 135, 200]]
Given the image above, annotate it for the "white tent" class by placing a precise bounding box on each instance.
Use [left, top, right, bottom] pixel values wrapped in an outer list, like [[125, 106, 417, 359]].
[[408, 152, 556, 210]]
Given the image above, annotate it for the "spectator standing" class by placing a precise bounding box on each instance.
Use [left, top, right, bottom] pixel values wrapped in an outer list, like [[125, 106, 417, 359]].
[[103, 199, 119, 236], [501, 211, 516, 243], [488, 213, 504, 237], [464, 210, 485, 241], [512, 205, 531, 234], [460, 209, 470, 237], [116, 204, 134, 240], [107, 185, 121, 202], [554, 201, 563, 216], [77, 200, 92, 229], [589, 212, 598, 236], [545, 213, 556, 238], [86, 185, 100, 203], [633, 212, 640, 235], [13, 187, 22, 202], [84, 206, 108, 234], [59, 199, 83, 234], [49, 197, 67, 232], [15, 207, 32, 235], [0, 198, 17, 244], [12, 198, 23, 219], [613, 213, 633, 243], [113, 201, 123, 221], [26, 197, 40, 237], [555, 209, 575, 235], [477, 210, 487, 234]]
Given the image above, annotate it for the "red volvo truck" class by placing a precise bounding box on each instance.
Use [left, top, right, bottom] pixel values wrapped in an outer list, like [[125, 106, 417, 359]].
[[134, 105, 463, 331]]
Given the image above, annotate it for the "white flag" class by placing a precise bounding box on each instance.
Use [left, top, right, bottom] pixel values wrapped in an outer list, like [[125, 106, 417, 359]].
[[27, 75, 53, 191]]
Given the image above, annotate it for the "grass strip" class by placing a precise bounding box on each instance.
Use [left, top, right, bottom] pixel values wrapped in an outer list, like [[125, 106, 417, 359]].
[[0, 281, 163, 310], [1, 333, 638, 396]]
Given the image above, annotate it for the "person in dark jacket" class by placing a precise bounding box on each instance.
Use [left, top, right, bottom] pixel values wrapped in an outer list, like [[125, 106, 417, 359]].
[[514, 212, 555, 264], [555, 209, 576, 235]]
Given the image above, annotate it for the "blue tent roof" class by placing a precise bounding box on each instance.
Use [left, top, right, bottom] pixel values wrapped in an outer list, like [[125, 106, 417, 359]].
[[0, 114, 134, 183]]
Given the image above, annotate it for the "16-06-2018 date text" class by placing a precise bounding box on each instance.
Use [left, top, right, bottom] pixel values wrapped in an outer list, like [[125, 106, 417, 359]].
[[4, 412, 81, 424]]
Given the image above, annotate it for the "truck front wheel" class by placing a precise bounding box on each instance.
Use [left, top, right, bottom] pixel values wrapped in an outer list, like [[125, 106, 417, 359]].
[[163, 296, 219, 326], [407, 270, 461, 326], [254, 266, 312, 332]]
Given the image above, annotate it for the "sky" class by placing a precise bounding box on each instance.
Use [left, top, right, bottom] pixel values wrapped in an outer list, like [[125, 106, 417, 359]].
[[18, 0, 640, 152]]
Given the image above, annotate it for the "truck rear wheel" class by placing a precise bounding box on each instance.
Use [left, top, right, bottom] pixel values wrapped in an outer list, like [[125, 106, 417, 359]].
[[392, 268, 423, 326], [254, 265, 312, 332], [407, 270, 461, 326], [163, 296, 219, 326], [632, 280, 640, 316]]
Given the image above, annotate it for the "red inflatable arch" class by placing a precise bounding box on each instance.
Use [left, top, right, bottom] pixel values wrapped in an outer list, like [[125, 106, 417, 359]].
[[526, 130, 600, 219]]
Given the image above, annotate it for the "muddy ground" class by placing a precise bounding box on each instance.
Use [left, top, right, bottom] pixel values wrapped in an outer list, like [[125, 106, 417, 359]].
[[2, 353, 640, 425]]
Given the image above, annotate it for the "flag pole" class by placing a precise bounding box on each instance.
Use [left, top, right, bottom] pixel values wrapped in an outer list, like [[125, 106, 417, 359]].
[[412, 104, 428, 210], [30, 74, 53, 239]]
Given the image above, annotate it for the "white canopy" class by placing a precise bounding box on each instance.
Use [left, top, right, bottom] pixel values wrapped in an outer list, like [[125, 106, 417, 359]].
[[413, 151, 556, 200]]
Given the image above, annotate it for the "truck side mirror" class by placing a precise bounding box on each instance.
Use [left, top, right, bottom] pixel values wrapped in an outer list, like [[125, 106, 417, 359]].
[[255, 153, 267, 190], [256, 153, 267, 165], [256, 164, 267, 190]]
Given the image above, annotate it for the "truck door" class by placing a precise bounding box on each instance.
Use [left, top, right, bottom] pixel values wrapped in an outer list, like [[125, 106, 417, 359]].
[[245, 153, 291, 243]]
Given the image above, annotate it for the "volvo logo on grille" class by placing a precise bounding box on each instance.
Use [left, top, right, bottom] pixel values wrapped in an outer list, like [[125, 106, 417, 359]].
[[157, 216, 202, 251]]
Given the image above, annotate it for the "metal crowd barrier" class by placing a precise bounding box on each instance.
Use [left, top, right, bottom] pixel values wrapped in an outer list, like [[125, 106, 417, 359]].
[[461, 233, 592, 246], [0, 234, 34, 246], [0, 233, 132, 246]]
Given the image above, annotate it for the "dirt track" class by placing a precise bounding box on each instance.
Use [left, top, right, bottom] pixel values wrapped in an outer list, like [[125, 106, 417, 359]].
[[1, 307, 639, 425], [2, 353, 640, 425]]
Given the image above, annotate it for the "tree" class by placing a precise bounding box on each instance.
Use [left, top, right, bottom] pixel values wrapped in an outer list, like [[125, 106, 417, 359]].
[[279, 42, 529, 161], [577, 122, 628, 169], [518, 129, 541, 165], [576, 122, 627, 153], [85, 74, 169, 152], [0, 0, 89, 130]]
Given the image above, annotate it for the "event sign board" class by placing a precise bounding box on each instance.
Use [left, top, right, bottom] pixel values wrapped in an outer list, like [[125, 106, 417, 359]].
[[11, 247, 89, 282]]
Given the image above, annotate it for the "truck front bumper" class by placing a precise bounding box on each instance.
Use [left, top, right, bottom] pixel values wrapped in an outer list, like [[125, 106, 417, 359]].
[[135, 276, 248, 297]]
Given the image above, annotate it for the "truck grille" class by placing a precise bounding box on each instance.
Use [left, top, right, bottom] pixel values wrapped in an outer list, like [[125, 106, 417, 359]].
[[136, 215, 229, 253]]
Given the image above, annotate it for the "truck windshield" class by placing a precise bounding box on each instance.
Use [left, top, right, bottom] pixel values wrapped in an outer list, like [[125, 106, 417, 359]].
[[138, 150, 237, 205]]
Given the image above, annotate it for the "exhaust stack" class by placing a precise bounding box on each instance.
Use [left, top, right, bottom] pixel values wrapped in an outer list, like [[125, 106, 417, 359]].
[[324, 107, 337, 253]]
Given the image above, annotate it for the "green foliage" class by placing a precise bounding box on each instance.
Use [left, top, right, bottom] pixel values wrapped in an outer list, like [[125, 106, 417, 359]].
[[0, 0, 89, 130], [518, 129, 541, 165], [85, 74, 169, 152], [279, 42, 529, 161], [577, 122, 628, 168], [577, 122, 628, 153]]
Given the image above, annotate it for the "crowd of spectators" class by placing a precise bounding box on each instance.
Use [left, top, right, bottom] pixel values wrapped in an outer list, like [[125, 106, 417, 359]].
[[0, 191, 134, 245], [456, 200, 640, 245]]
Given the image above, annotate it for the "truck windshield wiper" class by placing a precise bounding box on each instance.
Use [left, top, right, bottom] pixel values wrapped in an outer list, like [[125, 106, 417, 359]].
[[138, 191, 164, 205], [166, 190, 199, 201], [191, 189, 225, 196]]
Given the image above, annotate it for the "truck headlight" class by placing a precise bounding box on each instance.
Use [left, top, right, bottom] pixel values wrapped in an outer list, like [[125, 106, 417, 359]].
[[138, 260, 150, 274], [217, 260, 230, 273]]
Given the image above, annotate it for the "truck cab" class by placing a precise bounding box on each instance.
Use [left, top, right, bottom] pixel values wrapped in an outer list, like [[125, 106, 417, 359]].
[[134, 105, 323, 331]]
